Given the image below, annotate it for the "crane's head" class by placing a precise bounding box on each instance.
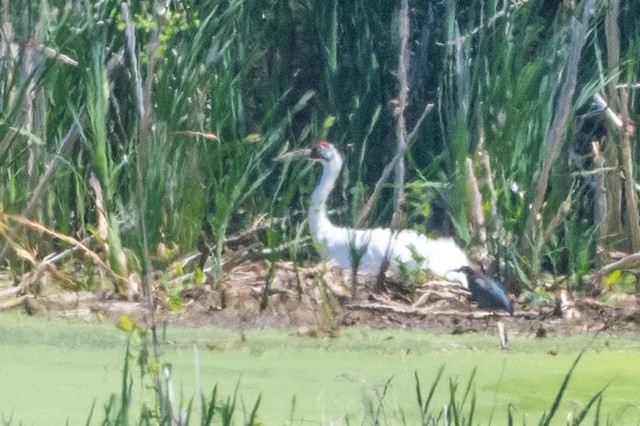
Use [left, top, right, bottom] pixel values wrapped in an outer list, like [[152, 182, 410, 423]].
[[276, 140, 341, 164], [309, 140, 337, 162]]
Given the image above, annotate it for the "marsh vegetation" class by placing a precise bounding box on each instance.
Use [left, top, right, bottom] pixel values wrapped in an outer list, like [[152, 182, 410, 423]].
[[1, 0, 640, 423]]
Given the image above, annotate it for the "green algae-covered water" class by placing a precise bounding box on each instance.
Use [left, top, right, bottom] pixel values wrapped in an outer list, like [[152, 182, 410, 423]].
[[1, 312, 639, 424]]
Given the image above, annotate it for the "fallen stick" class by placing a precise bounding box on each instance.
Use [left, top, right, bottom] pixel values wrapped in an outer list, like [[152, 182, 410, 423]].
[[498, 321, 509, 350], [590, 251, 640, 280], [0, 295, 27, 309], [593, 93, 623, 128], [344, 302, 515, 319]]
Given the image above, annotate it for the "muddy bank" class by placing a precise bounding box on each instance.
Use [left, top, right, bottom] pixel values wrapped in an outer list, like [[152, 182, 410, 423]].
[[3, 261, 638, 340]]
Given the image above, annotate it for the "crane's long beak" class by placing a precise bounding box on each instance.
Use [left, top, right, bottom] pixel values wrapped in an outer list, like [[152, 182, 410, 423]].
[[275, 148, 312, 162]]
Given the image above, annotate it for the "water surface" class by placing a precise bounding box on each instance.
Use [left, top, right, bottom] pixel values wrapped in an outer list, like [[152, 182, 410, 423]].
[[1, 312, 639, 424]]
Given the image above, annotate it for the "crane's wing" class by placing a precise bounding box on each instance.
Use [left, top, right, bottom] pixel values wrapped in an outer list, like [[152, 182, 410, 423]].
[[395, 233, 469, 277]]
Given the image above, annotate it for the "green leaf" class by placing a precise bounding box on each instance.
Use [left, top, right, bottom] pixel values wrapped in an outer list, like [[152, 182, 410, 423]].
[[323, 115, 336, 130], [605, 270, 621, 288], [194, 267, 205, 285], [116, 315, 135, 333], [167, 295, 184, 313], [421, 203, 431, 218], [9, 127, 45, 145], [291, 90, 316, 115]]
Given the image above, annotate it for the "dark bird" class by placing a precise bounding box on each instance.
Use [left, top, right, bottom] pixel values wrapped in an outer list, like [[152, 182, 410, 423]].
[[455, 266, 514, 315]]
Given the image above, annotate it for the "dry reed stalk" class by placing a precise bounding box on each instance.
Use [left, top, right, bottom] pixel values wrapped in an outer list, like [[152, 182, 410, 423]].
[[121, 1, 165, 413], [465, 157, 486, 246], [605, 0, 640, 259], [591, 141, 608, 267], [0, 48, 123, 263], [480, 151, 501, 238], [391, 0, 410, 228], [355, 5, 434, 228], [372, 0, 413, 292], [521, 0, 595, 273]]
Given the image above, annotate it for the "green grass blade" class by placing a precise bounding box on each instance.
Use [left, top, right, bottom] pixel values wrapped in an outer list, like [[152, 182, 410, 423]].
[[540, 350, 585, 426], [84, 400, 96, 426], [372, 376, 393, 424], [571, 387, 606, 425], [460, 366, 477, 410], [202, 384, 218, 426], [415, 365, 445, 424], [246, 393, 262, 426]]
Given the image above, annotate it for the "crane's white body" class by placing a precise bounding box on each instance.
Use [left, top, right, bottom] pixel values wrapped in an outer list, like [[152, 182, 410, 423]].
[[307, 141, 469, 284]]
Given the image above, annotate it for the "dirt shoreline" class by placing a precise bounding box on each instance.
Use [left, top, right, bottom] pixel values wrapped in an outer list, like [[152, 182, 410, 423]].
[[3, 261, 638, 340]]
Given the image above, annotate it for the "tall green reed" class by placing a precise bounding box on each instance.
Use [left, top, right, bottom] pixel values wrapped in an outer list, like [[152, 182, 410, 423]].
[[431, 0, 630, 291], [1, 0, 640, 296]]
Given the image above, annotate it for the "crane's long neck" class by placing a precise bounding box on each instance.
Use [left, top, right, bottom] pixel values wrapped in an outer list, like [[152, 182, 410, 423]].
[[309, 155, 343, 239]]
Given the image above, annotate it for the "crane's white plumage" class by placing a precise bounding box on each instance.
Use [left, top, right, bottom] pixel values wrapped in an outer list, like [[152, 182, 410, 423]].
[[305, 141, 469, 283]]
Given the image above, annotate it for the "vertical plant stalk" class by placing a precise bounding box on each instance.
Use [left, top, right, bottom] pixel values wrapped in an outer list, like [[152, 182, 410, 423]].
[[604, 0, 640, 292], [592, 93, 625, 255], [1, 0, 8, 24], [22, 9, 46, 192], [0, 32, 111, 263], [605, 0, 640, 257], [0, 11, 50, 261], [121, 1, 164, 413], [355, 102, 432, 228], [369, 0, 434, 290], [122, 2, 152, 291], [592, 141, 608, 267], [603, 127, 624, 252], [391, 0, 410, 228], [465, 157, 486, 246], [374, 0, 412, 291], [480, 152, 501, 239], [539, 192, 572, 255], [521, 0, 595, 272], [593, 91, 640, 281], [86, 35, 128, 281], [0, 110, 84, 261]]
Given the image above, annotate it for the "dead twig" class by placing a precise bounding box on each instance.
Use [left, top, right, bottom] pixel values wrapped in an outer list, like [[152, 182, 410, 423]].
[[590, 252, 640, 281], [441, 1, 533, 47], [615, 83, 640, 89], [5, 213, 123, 281], [497, 321, 509, 350], [344, 302, 514, 319], [0, 295, 27, 309], [174, 130, 219, 141], [225, 214, 276, 247], [592, 93, 623, 128]]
